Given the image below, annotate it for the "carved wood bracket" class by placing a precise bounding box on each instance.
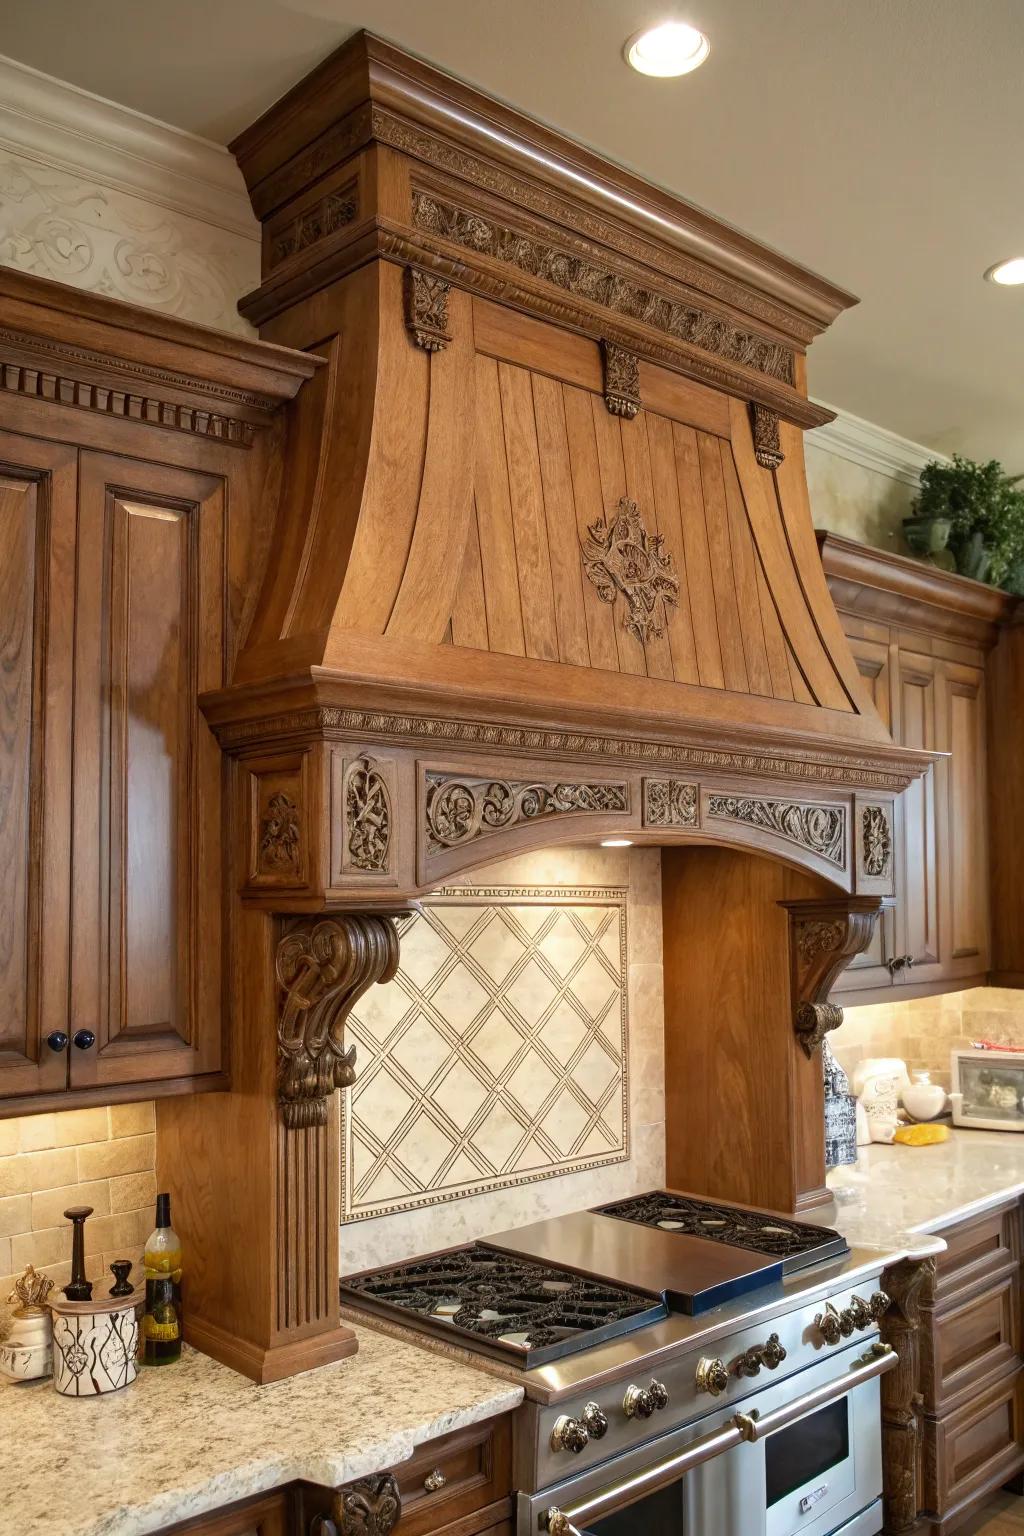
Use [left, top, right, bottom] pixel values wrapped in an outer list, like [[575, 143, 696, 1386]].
[[783, 897, 884, 1057], [751, 403, 785, 470], [331, 1471, 402, 1535], [602, 340, 641, 418], [275, 915, 401, 1128], [403, 266, 452, 351]]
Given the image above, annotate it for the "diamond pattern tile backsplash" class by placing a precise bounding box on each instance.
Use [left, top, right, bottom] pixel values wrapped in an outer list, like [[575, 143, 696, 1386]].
[[342, 887, 628, 1220]]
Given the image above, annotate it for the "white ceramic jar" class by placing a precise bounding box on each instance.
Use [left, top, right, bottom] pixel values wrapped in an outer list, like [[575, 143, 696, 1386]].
[[851, 1057, 910, 1143], [49, 1288, 142, 1397], [0, 1265, 54, 1383], [902, 1071, 948, 1122]]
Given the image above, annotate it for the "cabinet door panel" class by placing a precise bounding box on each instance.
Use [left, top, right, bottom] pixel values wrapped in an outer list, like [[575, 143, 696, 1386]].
[[71, 454, 224, 1091], [942, 662, 988, 974], [893, 651, 941, 980], [0, 442, 76, 1101]]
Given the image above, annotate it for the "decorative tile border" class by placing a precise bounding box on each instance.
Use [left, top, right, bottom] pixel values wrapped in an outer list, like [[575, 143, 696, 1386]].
[[341, 886, 628, 1220]]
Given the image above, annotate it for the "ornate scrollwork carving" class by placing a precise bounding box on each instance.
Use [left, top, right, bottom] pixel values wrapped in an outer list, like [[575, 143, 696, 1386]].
[[411, 191, 796, 386], [878, 1258, 935, 1534], [862, 805, 893, 878], [346, 757, 392, 873], [259, 792, 301, 873], [332, 1472, 402, 1536], [602, 341, 641, 418], [643, 779, 699, 828], [786, 901, 882, 1057], [707, 794, 846, 867], [751, 403, 785, 470], [795, 1000, 844, 1055], [403, 267, 452, 351], [797, 920, 846, 961], [271, 183, 358, 268], [581, 497, 679, 644], [276, 916, 400, 1128], [425, 774, 628, 853]]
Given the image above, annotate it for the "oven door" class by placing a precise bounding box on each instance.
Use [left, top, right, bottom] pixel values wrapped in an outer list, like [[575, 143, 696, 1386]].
[[521, 1341, 891, 1536]]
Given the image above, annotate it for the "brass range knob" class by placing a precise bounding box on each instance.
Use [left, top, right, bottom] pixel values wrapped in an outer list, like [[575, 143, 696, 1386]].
[[848, 1295, 873, 1330], [623, 1378, 669, 1419], [734, 1332, 787, 1378], [870, 1289, 891, 1321], [550, 1402, 607, 1454], [814, 1302, 846, 1346], [696, 1356, 729, 1396]]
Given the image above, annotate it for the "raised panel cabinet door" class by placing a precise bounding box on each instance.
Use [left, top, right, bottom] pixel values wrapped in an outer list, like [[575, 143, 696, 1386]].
[[0, 438, 77, 1103], [938, 660, 989, 978], [70, 453, 225, 1092], [891, 648, 942, 984]]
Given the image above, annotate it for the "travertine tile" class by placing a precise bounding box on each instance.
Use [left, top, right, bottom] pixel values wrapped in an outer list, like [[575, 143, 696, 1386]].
[[50, 1106, 112, 1147], [109, 1170, 157, 1215], [32, 1179, 110, 1231], [0, 1236, 10, 1277], [16, 1114, 59, 1153], [109, 1102, 156, 1138], [11, 1224, 73, 1271], [0, 1194, 31, 1238], [0, 1121, 19, 1158], [0, 1148, 78, 1199], [76, 1133, 155, 1182]]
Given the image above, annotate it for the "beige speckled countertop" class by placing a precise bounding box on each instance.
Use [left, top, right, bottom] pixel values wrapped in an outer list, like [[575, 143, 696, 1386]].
[[821, 1127, 1024, 1256], [1, 1323, 523, 1536]]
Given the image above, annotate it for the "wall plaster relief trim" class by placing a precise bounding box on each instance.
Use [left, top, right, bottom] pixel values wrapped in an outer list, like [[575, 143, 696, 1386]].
[[341, 883, 630, 1225], [810, 400, 948, 489]]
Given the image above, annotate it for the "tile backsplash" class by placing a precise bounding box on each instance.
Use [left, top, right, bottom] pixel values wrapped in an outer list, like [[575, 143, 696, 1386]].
[[835, 988, 1024, 1090], [0, 1103, 156, 1303], [340, 845, 665, 1272]]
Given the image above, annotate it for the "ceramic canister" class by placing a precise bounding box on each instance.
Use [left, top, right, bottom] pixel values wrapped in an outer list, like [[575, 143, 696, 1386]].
[[0, 1265, 55, 1383], [49, 1286, 143, 1397], [851, 1057, 910, 1143]]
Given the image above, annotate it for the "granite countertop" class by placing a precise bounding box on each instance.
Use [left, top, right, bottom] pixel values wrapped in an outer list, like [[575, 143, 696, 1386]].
[[1, 1323, 523, 1536], [822, 1127, 1024, 1256]]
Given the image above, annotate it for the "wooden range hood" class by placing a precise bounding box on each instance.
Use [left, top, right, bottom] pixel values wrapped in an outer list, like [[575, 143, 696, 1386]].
[[159, 33, 931, 1383]]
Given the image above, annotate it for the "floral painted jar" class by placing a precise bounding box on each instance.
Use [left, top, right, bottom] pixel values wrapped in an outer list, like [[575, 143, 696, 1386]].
[[49, 1287, 143, 1396]]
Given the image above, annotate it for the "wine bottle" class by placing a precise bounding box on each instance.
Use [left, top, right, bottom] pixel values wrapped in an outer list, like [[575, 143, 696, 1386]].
[[141, 1192, 182, 1366]]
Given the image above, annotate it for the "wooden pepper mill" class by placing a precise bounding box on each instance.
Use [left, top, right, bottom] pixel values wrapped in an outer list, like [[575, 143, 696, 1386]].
[[63, 1205, 94, 1301]]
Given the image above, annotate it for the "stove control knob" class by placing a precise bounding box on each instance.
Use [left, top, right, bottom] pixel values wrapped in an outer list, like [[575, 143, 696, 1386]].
[[848, 1295, 873, 1330], [581, 1402, 608, 1440], [623, 1378, 669, 1419], [735, 1332, 787, 1377], [550, 1414, 590, 1455], [869, 1289, 891, 1321], [761, 1332, 787, 1369], [695, 1357, 729, 1396], [815, 1303, 844, 1346]]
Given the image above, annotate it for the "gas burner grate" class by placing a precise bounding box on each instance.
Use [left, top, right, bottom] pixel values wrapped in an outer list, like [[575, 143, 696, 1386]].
[[595, 1191, 847, 1268], [340, 1242, 667, 1366]]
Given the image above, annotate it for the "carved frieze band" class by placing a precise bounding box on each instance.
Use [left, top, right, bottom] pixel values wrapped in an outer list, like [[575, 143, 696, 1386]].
[[751, 403, 785, 470], [424, 774, 628, 854], [403, 266, 452, 351], [270, 182, 358, 268], [275, 915, 400, 1129], [582, 497, 679, 644], [345, 756, 392, 873], [643, 779, 699, 828], [602, 341, 641, 418], [707, 794, 846, 868], [259, 792, 301, 875], [861, 804, 893, 878], [412, 191, 796, 386], [331, 1471, 402, 1536]]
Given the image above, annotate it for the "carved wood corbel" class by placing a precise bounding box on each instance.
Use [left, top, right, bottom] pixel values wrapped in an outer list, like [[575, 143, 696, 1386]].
[[403, 266, 452, 351], [783, 897, 884, 1057], [878, 1257, 934, 1535], [602, 340, 642, 419], [275, 915, 401, 1128], [326, 1471, 402, 1535], [751, 403, 785, 470]]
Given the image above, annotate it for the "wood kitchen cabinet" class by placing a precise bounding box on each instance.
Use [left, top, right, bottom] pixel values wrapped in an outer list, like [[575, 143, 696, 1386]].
[[0, 269, 313, 1117], [820, 534, 1010, 1005]]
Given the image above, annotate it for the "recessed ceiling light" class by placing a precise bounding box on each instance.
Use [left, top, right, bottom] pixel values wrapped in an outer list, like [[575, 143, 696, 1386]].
[[625, 20, 711, 77], [601, 837, 634, 847], [985, 257, 1024, 286]]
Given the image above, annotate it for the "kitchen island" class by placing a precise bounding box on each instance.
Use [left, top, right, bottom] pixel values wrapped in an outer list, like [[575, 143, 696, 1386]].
[[0, 1322, 522, 1536]]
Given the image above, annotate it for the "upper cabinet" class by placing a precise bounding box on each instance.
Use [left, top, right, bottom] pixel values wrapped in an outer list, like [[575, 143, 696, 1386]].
[[0, 271, 315, 1116], [821, 533, 1012, 1004]]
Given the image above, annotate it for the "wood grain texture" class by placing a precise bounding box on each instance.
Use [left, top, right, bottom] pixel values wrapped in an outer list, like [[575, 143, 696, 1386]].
[[531, 373, 591, 667], [987, 616, 1024, 983]]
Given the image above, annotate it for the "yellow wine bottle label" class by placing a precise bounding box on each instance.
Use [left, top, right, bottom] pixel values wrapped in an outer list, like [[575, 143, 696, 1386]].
[[142, 1314, 181, 1342]]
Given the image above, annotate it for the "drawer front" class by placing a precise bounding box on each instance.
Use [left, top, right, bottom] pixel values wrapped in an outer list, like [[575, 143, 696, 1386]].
[[396, 1417, 512, 1535], [923, 1268, 1021, 1414], [921, 1364, 1024, 1521], [934, 1201, 1021, 1301], [160, 1490, 289, 1535]]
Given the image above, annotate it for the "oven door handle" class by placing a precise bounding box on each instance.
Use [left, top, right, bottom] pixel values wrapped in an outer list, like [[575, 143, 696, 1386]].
[[544, 1343, 897, 1536]]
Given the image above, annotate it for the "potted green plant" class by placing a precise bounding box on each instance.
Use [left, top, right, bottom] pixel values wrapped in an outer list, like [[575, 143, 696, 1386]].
[[905, 454, 1024, 593]]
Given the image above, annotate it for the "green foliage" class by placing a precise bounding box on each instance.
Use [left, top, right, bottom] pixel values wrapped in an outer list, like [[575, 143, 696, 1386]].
[[912, 454, 1024, 591]]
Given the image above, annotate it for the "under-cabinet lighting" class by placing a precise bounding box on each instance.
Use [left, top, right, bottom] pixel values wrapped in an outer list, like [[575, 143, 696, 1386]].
[[601, 837, 634, 847], [985, 257, 1024, 286], [625, 21, 711, 77]]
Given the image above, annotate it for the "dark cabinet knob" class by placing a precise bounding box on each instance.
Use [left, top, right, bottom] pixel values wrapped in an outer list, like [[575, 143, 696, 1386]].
[[73, 1029, 96, 1051], [46, 1031, 69, 1053]]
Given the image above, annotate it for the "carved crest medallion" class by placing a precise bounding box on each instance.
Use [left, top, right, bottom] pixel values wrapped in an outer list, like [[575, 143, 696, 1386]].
[[643, 779, 699, 828], [346, 757, 392, 873], [259, 792, 301, 873], [581, 497, 679, 644]]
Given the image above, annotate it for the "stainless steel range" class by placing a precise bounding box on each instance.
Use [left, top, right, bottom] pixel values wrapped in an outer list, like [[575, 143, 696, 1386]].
[[341, 1191, 896, 1536]]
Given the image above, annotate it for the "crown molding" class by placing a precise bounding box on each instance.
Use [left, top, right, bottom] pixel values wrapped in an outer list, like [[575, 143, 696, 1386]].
[[809, 399, 949, 488], [0, 52, 259, 240]]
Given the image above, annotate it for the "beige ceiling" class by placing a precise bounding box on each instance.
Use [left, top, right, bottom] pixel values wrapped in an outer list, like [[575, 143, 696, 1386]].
[[4, 0, 1023, 467]]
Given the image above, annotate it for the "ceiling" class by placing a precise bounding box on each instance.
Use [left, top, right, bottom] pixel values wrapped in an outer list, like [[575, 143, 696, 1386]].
[[4, 0, 1022, 467]]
